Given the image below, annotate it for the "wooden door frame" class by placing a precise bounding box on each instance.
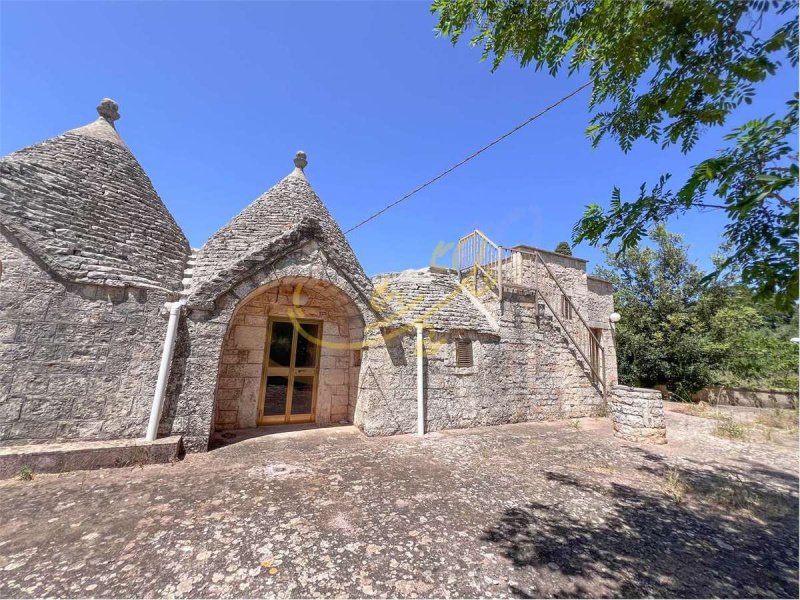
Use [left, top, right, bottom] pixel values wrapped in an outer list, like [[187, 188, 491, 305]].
[[257, 316, 322, 425]]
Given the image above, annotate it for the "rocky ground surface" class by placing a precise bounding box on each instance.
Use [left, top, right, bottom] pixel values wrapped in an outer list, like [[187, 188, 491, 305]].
[[0, 403, 797, 598]]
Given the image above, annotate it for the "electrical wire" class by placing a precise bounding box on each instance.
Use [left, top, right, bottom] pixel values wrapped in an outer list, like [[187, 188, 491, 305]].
[[344, 81, 592, 234]]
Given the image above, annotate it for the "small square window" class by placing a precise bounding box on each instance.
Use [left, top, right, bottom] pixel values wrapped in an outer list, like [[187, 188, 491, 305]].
[[455, 339, 473, 368], [353, 349, 362, 367]]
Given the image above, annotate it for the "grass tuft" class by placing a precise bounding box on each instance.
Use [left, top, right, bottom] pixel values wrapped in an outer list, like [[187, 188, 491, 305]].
[[674, 401, 725, 421], [755, 408, 799, 433], [713, 416, 748, 440], [691, 474, 793, 520], [15, 466, 34, 481], [663, 468, 687, 504]]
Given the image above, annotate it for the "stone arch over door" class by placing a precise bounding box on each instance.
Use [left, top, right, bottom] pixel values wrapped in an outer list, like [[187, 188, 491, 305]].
[[172, 244, 377, 452], [213, 277, 365, 431]]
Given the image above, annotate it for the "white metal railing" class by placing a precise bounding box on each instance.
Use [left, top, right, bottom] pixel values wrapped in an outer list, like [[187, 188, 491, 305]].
[[456, 229, 510, 298]]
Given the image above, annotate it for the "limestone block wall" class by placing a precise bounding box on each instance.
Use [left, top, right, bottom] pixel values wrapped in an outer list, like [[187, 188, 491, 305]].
[[355, 295, 605, 436], [166, 243, 377, 452], [0, 233, 170, 445], [212, 280, 362, 430], [586, 277, 613, 324], [610, 385, 666, 443], [502, 251, 618, 387], [507, 249, 590, 314], [586, 277, 618, 386]]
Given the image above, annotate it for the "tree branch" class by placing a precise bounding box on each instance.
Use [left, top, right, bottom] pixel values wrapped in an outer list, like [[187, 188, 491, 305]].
[[694, 202, 728, 209]]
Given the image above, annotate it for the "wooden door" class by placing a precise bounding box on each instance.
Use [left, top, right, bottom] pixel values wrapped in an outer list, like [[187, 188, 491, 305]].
[[258, 318, 321, 425]]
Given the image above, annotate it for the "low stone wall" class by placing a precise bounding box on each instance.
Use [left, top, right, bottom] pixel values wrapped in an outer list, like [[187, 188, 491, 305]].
[[692, 386, 797, 409], [0, 435, 182, 479], [610, 385, 666, 444]]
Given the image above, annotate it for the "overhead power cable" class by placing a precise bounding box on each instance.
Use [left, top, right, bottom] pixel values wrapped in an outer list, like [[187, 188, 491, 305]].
[[344, 81, 592, 235]]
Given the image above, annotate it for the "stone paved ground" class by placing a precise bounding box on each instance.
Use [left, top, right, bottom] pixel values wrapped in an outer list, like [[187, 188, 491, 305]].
[[0, 404, 797, 599]]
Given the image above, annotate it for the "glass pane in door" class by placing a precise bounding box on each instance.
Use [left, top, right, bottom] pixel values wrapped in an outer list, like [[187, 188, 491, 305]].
[[263, 376, 289, 416], [290, 376, 315, 414], [295, 322, 320, 368], [268, 321, 294, 367]]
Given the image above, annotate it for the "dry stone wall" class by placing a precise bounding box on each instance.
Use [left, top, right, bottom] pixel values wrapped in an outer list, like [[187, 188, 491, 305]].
[[0, 233, 170, 445], [355, 293, 606, 436], [610, 385, 667, 443], [691, 386, 798, 409]]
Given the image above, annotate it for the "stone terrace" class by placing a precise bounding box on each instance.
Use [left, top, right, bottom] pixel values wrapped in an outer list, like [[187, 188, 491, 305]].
[[0, 405, 797, 598]]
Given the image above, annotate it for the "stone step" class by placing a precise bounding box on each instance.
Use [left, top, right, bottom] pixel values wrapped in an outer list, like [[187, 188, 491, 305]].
[[0, 435, 183, 479]]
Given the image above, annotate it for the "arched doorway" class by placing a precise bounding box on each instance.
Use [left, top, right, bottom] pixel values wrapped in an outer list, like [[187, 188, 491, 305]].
[[213, 277, 365, 432]]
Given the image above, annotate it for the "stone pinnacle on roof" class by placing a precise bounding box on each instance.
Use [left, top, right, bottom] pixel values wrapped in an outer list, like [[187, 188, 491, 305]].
[[292, 150, 308, 178], [189, 147, 373, 304], [96, 98, 120, 125], [0, 97, 190, 290]]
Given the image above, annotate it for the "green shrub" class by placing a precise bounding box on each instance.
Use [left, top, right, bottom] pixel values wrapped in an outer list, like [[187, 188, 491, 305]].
[[15, 466, 34, 481]]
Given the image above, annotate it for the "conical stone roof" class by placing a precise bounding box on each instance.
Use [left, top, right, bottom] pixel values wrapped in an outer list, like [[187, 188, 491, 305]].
[[0, 99, 189, 290], [188, 152, 372, 304], [371, 268, 499, 334]]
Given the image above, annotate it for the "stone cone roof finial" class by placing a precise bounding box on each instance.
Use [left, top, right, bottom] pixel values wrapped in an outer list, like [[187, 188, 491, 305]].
[[97, 98, 120, 126], [293, 150, 308, 175]]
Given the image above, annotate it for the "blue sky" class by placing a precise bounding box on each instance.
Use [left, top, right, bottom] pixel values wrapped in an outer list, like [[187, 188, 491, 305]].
[[2, 1, 796, 276]]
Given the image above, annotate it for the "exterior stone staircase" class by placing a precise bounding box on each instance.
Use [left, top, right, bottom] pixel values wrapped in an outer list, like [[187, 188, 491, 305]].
[[456, 229, 607, 396]]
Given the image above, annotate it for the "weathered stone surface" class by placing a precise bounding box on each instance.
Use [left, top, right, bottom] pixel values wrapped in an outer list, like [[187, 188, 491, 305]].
[[0, 109, 189, 290], [610, 385, 667, 443], [188, 164, 372, 307], [372, 267, 498, 334], [0, 434, 181, 478], [0, 409, 795, 598], [0, 234, 170, 446]]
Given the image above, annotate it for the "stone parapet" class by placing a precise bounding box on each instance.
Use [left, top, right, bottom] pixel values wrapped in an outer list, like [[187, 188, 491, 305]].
[[610, 385, 666, 444]]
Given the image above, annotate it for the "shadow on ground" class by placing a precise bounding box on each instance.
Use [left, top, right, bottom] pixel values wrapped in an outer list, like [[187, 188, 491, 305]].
[[483, 461, 799, 598], [208, 423, 350, 450]]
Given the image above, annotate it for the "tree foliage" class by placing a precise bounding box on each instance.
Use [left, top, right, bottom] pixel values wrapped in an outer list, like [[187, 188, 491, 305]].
[[595, 225, 798, 396], [576, 99, 798, 308], [554, 240, 573, 255], [432, 0, 798, 308]]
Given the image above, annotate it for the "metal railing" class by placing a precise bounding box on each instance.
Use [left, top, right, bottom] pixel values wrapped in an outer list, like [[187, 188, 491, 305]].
[[456, 229, 510, 298], [456, 229, 606, 396]]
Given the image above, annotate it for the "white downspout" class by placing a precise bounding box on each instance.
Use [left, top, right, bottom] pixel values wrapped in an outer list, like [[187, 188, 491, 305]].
[[415, 323, 425, 436], [145, 299, 185, 442]]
